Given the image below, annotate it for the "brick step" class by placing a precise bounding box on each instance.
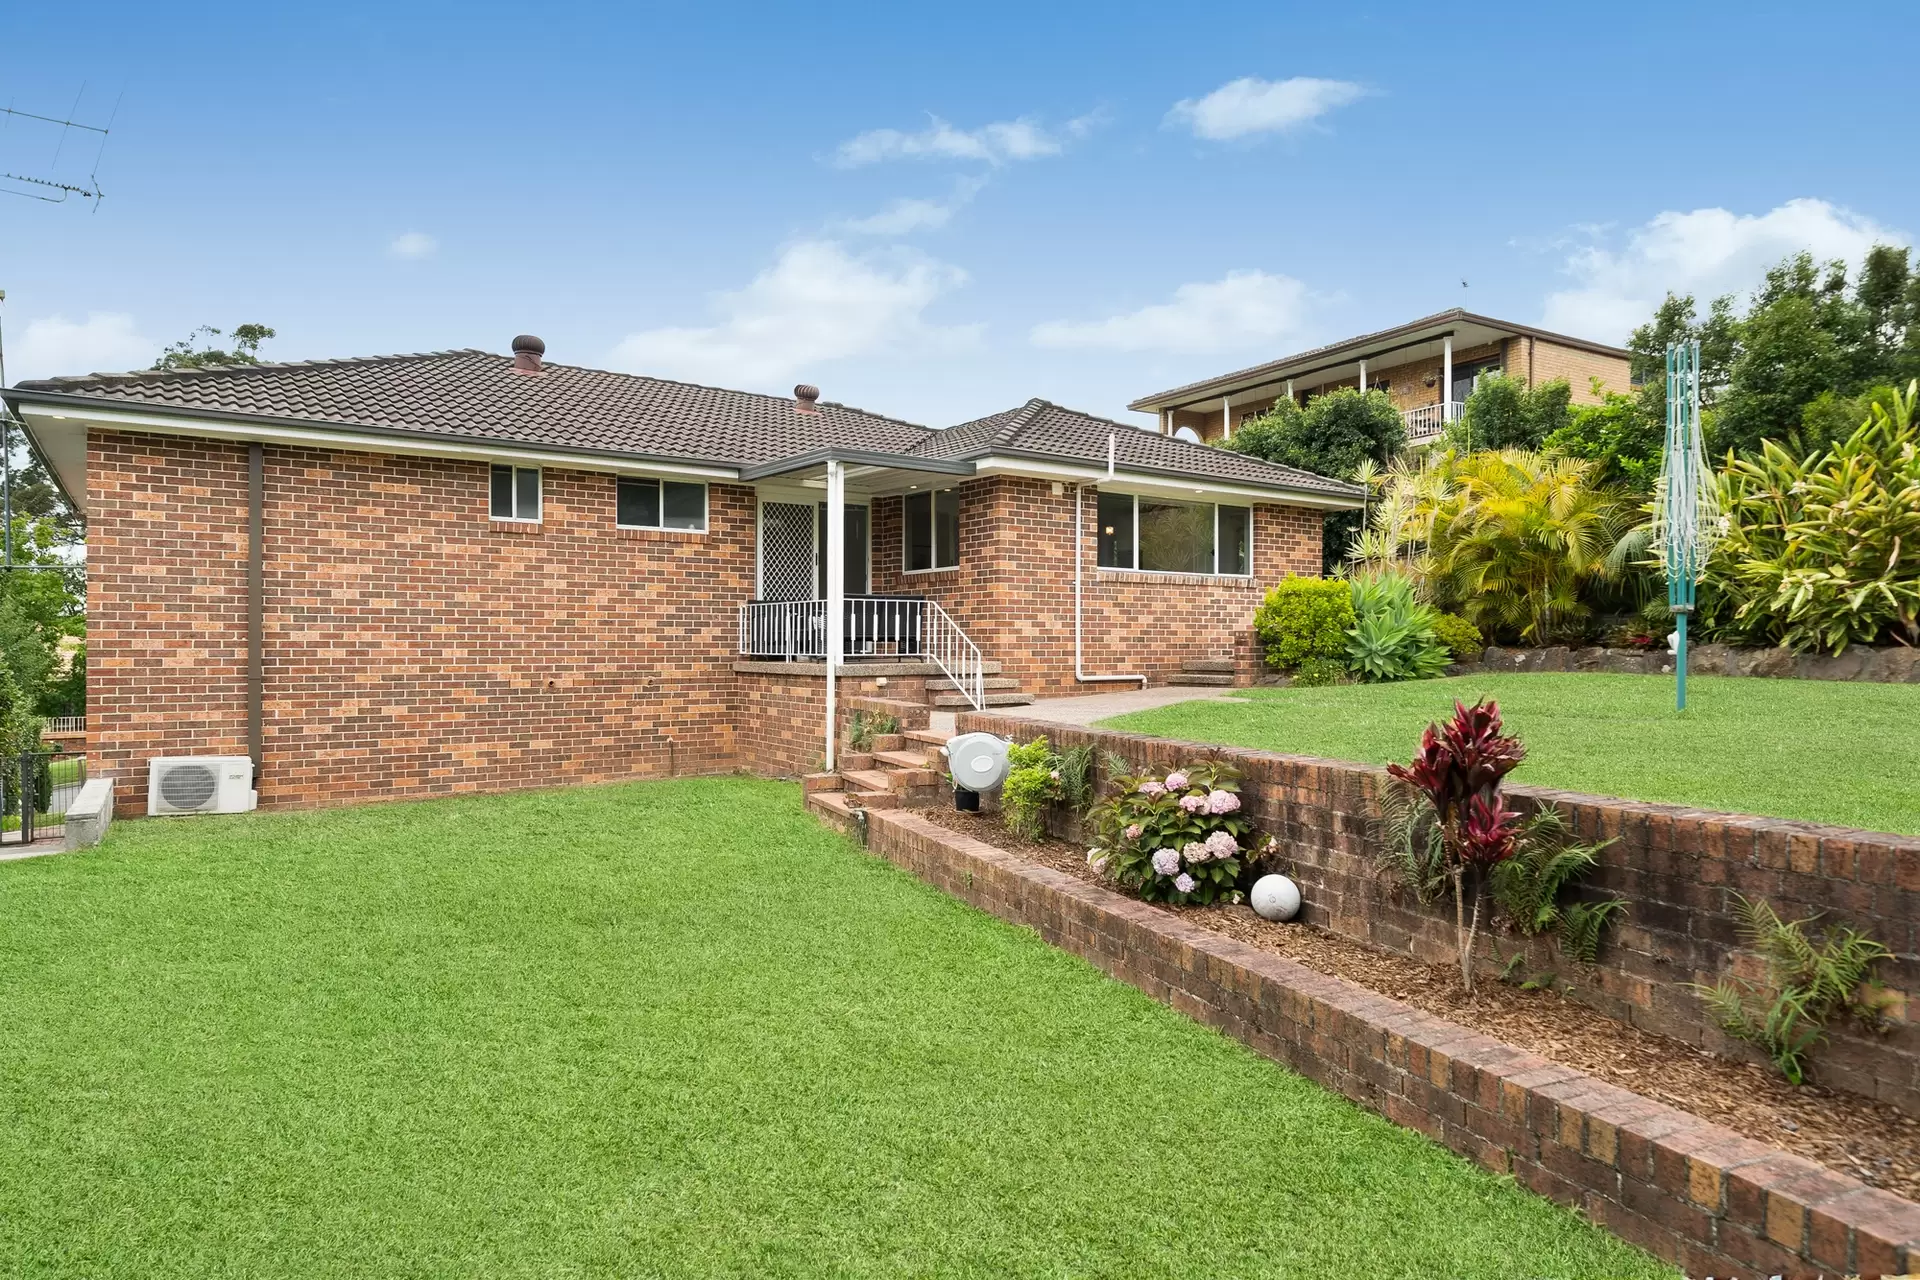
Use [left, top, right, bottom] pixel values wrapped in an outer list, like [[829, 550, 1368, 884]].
[[904, 728, 953, 748], [872, 749, 934, 770], [802, 772, 843, 793], [930, 691, 1035, 708], [1180, 658, 1236, 674], [805, 790, 859, 832], [841, 768, 898, 793], [924, 676, 1024, 693], [1165, 673, 1234, 687]]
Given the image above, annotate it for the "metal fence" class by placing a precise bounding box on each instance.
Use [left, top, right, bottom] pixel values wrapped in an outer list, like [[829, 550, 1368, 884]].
[[1, 751, 86, 846]]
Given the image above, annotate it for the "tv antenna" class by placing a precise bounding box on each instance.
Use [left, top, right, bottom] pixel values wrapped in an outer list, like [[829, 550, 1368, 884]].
[[1, 87, 119, 208]]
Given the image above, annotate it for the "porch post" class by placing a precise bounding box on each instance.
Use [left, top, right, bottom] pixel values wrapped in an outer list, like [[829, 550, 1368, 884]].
[[1442, 336, 1453, 421], [1358, 359, 1367, 393], [824, 459, 845, 773], [1220, 394, 1232, 440]]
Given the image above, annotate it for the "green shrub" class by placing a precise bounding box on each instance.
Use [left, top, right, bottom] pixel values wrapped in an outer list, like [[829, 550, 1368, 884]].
[[1002, 737, 1063, 841], [1289, 656, 1350, 687], [1430, 612, 1484, 662], [1699, 381, 1919, 653], [1345, 571, 1450, 682], [1252, 575, 1354, 670]]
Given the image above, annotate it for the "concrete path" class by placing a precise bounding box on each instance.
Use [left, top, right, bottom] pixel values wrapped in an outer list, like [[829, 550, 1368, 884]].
[[1014, 685, 1244, 726]]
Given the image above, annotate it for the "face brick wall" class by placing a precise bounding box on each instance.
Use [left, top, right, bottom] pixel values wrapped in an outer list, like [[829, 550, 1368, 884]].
[[89, 429, 753, 813], [870, 475, 1324, 696], [959, 712, 1920, 1117]]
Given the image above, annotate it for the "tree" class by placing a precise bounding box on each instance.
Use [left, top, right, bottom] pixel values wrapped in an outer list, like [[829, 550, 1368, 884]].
[[1446, 375, 1573, 451], [1222, 388, 1406, 571], [153, 323, 277, 371], [1543, 387, 1663, 492]]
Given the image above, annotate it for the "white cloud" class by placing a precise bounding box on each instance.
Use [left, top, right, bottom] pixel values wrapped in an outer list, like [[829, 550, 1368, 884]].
[[388, 231, 438, 259], [610, 240, 977, 386], [833, 115, 1068, 168], [7, 312, 154, 383], [1542, 198, 1910, 341], [1166, 77, 1368, 140], [1030, 270, 1313, 354], [837, 176, 987, 236]]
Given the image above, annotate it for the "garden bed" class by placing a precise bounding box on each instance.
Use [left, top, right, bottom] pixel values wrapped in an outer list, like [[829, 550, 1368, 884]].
[[916, 805, 1920, 1201]]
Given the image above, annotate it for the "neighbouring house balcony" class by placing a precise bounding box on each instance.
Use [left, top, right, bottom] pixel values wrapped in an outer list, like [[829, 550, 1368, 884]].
[[1401, 400, 1464, 443]]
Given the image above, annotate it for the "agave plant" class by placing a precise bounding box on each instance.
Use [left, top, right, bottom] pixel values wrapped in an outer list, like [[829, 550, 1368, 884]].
[[1344, 569, 1451, 682]]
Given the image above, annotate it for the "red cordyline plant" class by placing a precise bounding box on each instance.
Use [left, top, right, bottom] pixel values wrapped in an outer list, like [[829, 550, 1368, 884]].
[[1384, 699, 1526, 993]]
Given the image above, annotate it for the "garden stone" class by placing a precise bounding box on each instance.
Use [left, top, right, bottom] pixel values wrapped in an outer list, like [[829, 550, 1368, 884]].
[[1878, 646, 1920, 682], [1745, 645, 1796, 678], [1688, 643, 1733, 675], [1573, 646, 1610, 671], [1537, 646, 1571, 672], [1799, 648, 1868, 682], [1250, 874, 1301, 922]]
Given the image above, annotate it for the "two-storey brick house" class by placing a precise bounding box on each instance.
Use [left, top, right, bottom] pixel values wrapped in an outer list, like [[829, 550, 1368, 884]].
[[1129, 308, 1632, 448], [8, 337, 1359, 812]]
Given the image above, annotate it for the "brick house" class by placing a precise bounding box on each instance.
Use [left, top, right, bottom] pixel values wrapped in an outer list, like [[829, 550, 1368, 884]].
[[7, 338, 1359, 812], [1129, 308, 1632, 448]]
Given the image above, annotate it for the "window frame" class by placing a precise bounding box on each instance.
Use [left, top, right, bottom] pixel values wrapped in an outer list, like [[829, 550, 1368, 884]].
[[1094, 493, 1254, 578], [615, 476, 709, 533], [490, 464, 542, 523], [901, 488, 961, 573]]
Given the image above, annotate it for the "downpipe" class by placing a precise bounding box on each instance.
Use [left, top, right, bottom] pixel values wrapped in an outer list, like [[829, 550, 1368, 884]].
[[1074, 483, 1146, 689]]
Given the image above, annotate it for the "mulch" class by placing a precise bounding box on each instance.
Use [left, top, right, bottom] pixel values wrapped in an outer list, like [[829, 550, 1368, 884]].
[[911, 806, 1920, 1201]]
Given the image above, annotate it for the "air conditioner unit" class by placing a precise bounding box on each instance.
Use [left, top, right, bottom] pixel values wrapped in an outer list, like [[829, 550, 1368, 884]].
[[149, 756, 258, 816]]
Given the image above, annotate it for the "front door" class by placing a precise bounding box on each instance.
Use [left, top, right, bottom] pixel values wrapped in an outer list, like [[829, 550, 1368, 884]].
[[757, 499, 870, 600]]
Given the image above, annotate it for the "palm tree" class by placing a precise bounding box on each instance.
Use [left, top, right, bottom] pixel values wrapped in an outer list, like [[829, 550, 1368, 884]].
[[1423, 451, 1634, 643]]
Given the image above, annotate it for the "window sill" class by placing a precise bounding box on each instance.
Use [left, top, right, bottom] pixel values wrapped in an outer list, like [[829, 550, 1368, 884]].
[[1095, 568, 1255, 583], [490, 518, 543, 534], [901, 565, 960, 576], [616, 524, 709, 538]]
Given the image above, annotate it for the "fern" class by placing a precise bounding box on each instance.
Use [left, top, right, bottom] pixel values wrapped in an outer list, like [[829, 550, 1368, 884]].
[[1694, 894, 1893, 1084], [1376, 776, 1449, 904], [1057, 745, 1095, 815], [1485, 804, 1625, 961]]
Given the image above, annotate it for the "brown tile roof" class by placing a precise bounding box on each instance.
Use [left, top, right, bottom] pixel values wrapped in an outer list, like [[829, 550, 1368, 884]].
[[12, 349, 930, 466], [12, 350, 1358, 501], [917, 399, 1363, 500]]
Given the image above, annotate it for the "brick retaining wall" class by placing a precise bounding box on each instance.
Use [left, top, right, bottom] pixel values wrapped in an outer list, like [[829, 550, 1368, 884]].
[[862, 807, 1920, 1276], [957, 713, 1920, 1117]]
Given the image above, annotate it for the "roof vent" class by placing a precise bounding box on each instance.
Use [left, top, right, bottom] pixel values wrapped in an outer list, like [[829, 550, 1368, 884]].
[[511, 334, 545, 376], [793, 383, 820, 414]]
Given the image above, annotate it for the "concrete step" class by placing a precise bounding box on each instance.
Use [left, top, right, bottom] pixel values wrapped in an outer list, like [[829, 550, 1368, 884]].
[[1166, 673, 1235, 687], [872, 749, 934, 770], [925, 676, 1024, 693], [904, 728, 953, 748], [1181, 658, 1236, 674], [929, 691, 1036, 708]]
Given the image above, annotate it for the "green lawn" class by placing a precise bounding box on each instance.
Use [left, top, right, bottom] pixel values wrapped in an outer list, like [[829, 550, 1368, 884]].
[[0, 779, 1665, 1278], [1103, 673, 1920, 835]]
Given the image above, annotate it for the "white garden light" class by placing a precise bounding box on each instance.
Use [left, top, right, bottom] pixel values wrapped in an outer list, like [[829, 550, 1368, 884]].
[[1250, 874, 1301, 922]]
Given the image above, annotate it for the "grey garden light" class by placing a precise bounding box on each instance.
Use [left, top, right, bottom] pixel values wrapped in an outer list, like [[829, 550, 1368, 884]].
[[943, 733, 1009, 794]]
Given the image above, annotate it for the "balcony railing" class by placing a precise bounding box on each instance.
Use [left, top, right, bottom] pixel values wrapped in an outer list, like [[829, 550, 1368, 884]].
[[738, 596, 985, 710], [1402, 401, 1463, 442]]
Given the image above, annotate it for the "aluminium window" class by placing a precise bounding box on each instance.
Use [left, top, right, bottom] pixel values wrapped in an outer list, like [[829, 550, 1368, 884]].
[[1095, 493, 1252, 576], [617, 476, 708, 531], [902, 488, 959, 571], [490, 465, 541, 522]]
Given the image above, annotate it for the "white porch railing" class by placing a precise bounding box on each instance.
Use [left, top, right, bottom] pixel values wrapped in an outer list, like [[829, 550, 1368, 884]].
[[739, 597, 985, 711], [44, 716, 85, 735], [1402, 401, 1463, 442]]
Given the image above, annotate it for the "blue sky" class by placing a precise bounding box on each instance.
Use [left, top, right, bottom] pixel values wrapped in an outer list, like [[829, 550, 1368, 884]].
[[3, 1, 1912, 428]]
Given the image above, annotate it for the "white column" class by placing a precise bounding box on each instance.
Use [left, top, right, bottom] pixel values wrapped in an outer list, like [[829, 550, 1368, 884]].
[[1358, 359, 1367, 392], [1285, 378, 1293, 403], [824, 459, 845, 772], [1442, 337, 1454, 421], [1221, 394, 1232, 440]]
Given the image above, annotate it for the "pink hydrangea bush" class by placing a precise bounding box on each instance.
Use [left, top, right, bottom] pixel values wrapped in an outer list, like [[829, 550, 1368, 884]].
[[1085, 760, 1258, 904]]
